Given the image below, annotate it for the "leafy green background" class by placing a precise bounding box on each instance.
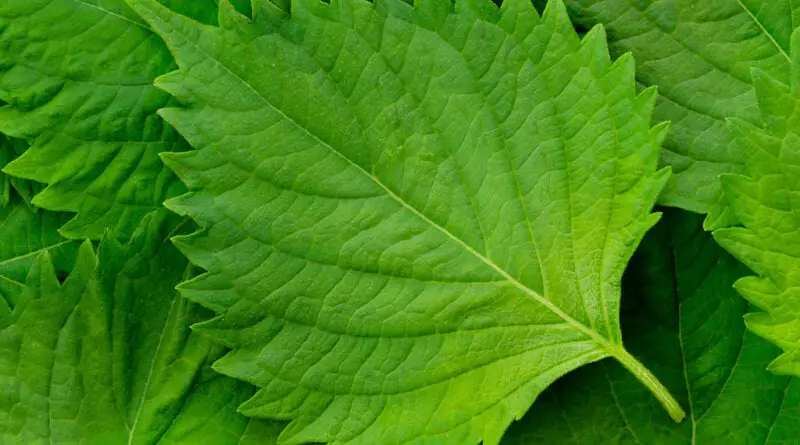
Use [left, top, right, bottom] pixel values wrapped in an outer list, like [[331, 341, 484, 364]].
[[2, 0, 799, 444], [714, 29, 800, 379], [535, 0, 798, 228], [0, 0, 250, 240], [0, 199, 286, 444], [0, 2, 286, 443]]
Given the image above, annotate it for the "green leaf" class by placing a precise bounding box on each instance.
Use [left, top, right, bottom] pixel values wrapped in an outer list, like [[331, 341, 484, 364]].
[[0, 193, 79, 284], [713, 29, 800, 377], [159, 0, 253, 25], [0, 135, 41, 206], [502, 210, 800, 444], [0, 0, 231, 239], [544, 0, 799, 227], [128, 0, 682, 442], [0, 214, 283, 444]]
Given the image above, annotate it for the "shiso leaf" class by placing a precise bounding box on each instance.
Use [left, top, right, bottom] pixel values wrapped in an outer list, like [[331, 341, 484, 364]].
[[129, 0, 683, 442]]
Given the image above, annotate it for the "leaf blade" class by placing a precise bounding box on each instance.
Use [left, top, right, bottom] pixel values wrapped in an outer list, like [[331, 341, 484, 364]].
[[129, 0, 683, 442], [711, 31, 800, 376]]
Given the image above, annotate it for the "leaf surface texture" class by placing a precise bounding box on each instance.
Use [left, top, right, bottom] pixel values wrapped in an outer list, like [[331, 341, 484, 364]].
[[0, 0, 235, 239], [713, 29, 800, 377], [542, 0, 800, 226], [0, 214, 283, 444], [128, 0, 680, 443], [0, 194, 78, 285]]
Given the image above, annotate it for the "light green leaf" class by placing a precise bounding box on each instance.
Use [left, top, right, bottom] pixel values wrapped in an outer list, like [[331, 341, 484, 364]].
[[0, 214, 283, 444], [713, 29, 800, 377], [0, 0, 233, 239], [128, 0, 682, 442], [503, 209, 800, 444], [541, 0, 799, 227]]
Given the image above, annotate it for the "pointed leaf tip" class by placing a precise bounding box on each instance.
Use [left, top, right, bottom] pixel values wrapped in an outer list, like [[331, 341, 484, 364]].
[[578, 25, 612, 75], [132, 0, 686, 440]]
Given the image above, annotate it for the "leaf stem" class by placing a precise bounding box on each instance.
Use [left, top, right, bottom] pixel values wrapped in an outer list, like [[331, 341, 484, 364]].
[[610, 346, 686, 423]]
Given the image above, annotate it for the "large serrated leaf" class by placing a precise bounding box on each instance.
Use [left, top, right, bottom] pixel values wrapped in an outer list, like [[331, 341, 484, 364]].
[[127, 0, 684, 442]]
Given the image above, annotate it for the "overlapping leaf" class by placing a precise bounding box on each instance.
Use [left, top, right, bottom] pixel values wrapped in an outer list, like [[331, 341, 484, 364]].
[[503, 210, 800, 444], [127, 0, 683, 442], [0, 194, 78, 285], [0, 213, 283, 444], [0, 0, 244, 240], [713, 29, 800, 377], [0, 135, 40, 206], [539, 0, 799, 227]]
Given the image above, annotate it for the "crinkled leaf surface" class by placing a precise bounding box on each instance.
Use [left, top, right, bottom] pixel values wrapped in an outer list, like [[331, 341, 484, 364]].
[[0, 0, 240, 239], [0, 215, 284, 444], [538, 0, 799, 227], [713, 29, 800, 377], [502, 209, 800, 445], [128, 0, 680, 442]]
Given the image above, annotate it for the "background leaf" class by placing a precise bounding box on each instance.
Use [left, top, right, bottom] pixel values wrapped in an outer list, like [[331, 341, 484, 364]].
[[0, 193, 78, 284], [534, 0, 799, 228], [713, 29, 800, 378], [0, 135, 41, 206], [0, 0, 250, 240], [0, 214, 284, 444]]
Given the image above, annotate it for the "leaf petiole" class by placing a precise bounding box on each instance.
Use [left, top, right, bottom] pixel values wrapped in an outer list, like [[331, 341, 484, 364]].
[[610, 345, 687, 423]]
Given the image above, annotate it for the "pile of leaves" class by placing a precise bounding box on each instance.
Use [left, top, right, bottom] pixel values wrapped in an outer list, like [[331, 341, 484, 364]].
[[0, 0, 797, 443]]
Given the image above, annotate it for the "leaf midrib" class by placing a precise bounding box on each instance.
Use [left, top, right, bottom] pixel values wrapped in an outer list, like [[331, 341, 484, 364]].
[[620, 0, 755, 88], [0, 240, 75, 269], [734, 0, 791, 63], [310, 7, 612, 338], [72, 0, 149, 31], [136, 0, 688, 422], [764, 379, 794, 443], [672, 243, 697, 445], [125, 293, 179, 445], [144, 5, 614, 349]]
